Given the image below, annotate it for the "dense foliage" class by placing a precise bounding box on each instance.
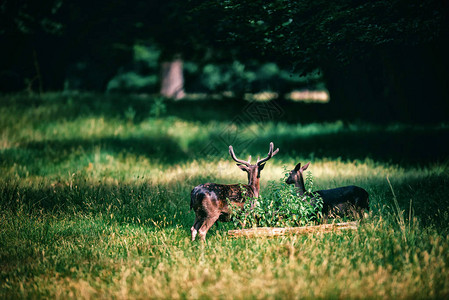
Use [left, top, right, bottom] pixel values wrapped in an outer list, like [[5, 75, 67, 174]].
[[196, 0, 448, 70], [229, 171, 323, 228], [2, 0, 448, 121], [192, 0, 449, 119]]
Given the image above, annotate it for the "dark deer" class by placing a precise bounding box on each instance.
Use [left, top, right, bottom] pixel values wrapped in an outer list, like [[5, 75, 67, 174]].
[[190, 142, 279, 241], [286, 162, 369, 221]]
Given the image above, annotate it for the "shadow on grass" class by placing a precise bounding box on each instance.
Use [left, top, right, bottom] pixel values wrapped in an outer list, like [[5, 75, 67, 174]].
[[375, 175, 449, 233], [7, 93, 449, 125], [2, 94, 330, 124], [0, 177, 193, 230], [257, 129, 449, 165], [0, 135, 187, 176], [3, 93, 449, 166], [202, 125, 449, 166], [1, 124, 448, 179]]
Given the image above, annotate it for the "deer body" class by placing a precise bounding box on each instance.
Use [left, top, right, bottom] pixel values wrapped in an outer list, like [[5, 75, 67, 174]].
[[190, 143, 279, 241], [316, 185, 369, 220], [286, 162, 369, 221], [190, 183, 253, 225]]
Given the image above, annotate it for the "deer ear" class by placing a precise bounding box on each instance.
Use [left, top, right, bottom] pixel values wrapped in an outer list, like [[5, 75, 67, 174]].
[[238, 164, 249, 172], [302, 162, 311, 171], [294, 162, 302, 171], [258, 162, 266, 171]]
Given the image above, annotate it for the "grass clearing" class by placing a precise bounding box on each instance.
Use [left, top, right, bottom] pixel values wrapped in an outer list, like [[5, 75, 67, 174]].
[[1, 93, 449, 298]]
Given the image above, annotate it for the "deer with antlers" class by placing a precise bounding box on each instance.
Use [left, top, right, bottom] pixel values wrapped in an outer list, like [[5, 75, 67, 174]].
[[190, 142, 279, 241], [286, 162, 369, 222]]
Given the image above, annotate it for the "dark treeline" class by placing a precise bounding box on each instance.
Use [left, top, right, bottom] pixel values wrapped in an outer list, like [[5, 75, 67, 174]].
[[1, 0, 448, 121]]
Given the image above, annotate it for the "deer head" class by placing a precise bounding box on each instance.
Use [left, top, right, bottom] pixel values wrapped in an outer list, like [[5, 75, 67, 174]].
[[285, 161, 310, 195], [229, 142, 279, 198]]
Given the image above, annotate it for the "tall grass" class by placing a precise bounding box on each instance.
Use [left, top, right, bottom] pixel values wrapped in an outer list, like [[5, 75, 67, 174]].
[[1, 93, 449, 298]]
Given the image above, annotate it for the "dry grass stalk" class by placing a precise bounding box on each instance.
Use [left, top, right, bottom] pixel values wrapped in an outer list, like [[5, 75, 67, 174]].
[[227, 222, 358, 238]]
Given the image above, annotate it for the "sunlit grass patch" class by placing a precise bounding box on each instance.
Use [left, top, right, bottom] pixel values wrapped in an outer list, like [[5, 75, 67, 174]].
[[2, 207, 448, 298]]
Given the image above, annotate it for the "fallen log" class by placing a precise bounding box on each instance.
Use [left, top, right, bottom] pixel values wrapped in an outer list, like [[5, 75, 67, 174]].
[[227, 221, 358, 238]]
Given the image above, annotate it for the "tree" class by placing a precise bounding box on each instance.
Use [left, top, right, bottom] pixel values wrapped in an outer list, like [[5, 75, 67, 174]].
[[0, 0, 139, 92], [0, 0, 63, 92], [0, 0, 196, 93], [191, 0, 449, 120]]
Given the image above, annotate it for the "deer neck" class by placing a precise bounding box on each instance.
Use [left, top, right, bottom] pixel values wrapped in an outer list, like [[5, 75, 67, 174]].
[[248, 175, 260, 198], [294, 175, 307, 196]]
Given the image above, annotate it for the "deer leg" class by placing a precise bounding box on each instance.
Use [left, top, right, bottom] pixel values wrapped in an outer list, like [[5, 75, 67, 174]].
[[357, 208, 365, 220], [348, 205, 361, 220], [198, 214, 220, 241], [191, 217, 198, 241], [191, 214, 204, 241]]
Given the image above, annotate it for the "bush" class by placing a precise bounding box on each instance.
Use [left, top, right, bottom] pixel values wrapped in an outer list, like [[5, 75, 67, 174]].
[[229, 171, 323, 228]]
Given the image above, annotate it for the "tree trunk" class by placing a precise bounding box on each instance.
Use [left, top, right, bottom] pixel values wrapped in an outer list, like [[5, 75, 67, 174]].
[[160, 57, 185, 99]]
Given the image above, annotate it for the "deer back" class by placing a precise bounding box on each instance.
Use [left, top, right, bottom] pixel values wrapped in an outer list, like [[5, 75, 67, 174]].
[[317, 185, 370, 210], [190, 183, 255, 212]]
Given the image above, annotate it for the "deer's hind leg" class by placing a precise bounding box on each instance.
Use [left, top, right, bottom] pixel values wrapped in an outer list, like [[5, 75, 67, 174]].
[[191, 213, 205, 241], [198, 214, 220, 241]]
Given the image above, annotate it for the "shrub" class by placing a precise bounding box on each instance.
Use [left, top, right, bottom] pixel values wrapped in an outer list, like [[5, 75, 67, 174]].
[[229, 171, 323, 228]]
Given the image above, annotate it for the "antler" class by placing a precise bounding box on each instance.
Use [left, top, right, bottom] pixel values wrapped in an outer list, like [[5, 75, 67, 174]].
[[257, 142, 279, 166], [229, 146, 252, 166]]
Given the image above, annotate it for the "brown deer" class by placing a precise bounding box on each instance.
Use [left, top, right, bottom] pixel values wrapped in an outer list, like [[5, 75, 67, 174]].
[[286, 162, 369, 221], [190, 142, 279, 241]]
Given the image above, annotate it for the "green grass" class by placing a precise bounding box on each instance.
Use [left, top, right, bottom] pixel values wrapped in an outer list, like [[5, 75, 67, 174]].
[[1, 93, 449, 298]]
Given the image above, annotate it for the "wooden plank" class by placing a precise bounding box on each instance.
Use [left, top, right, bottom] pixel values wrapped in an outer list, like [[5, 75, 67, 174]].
[[227, 222, 358, 238]]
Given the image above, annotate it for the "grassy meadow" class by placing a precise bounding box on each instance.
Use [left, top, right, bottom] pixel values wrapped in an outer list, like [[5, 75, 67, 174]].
[[1, 93, 449, 299]]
